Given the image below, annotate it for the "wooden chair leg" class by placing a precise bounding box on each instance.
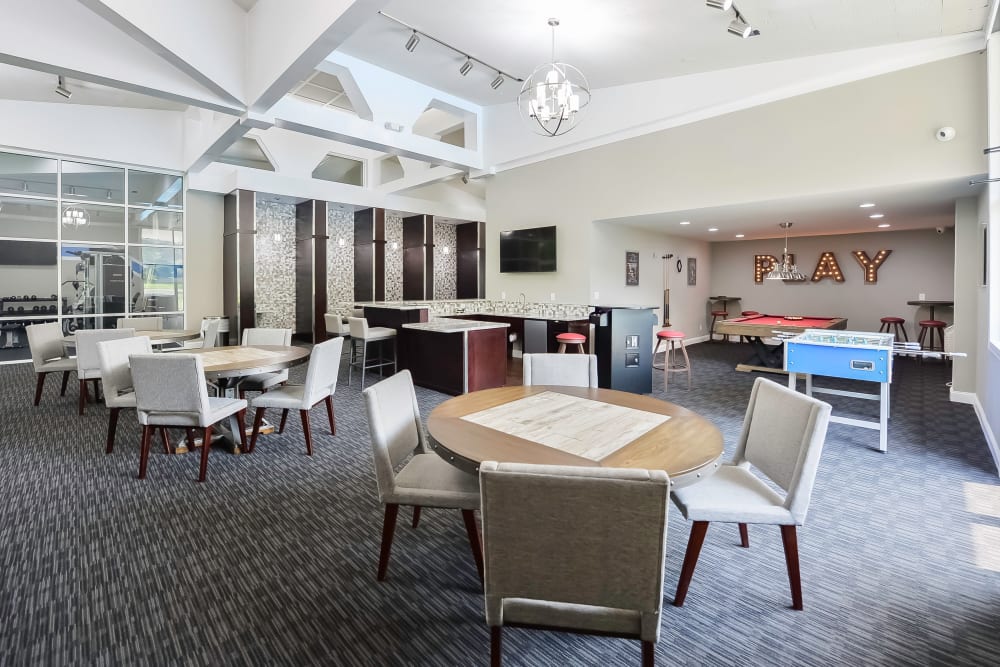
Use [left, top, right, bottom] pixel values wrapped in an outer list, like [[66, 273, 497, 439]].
[[739, 523, 750, 548], [78, 379, 87, 415], [106, 408, 120, 454], [160, 427, 171, 454], [60, 370, 70, 397], [642, 640, 655, 667], [248, 407, 266, 453], [780, 524, 803, 610], [673, 520, 710, 607], [490, 626, 502, 667], [33, 372, 47, 406], [138, 425, 153, 479], [300, 409, 313, 456], [462, 509, 485, 584], [377, 503, 399, 581], [324, 395, 336, 435], [278, 409, 289, 434], [411, 506, 421, 529], [197, 425, 213, 482], [236, 410, 247, 452]]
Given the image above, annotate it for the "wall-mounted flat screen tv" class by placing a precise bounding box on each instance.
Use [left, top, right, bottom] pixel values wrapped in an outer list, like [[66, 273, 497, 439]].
[[499, 226, 557, 273]]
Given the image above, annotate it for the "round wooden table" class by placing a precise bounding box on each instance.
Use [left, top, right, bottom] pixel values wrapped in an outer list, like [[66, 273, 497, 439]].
[[63, 329, 202, 348], [427, 385, 724, 488]]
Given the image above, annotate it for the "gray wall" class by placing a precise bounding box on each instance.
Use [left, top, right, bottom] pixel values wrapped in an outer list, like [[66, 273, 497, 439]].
[[185, 190, 224, 325], [709, 228, 955, 334]]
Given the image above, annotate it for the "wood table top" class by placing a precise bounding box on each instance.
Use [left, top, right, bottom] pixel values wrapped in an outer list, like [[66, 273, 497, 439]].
[[174, 345, 310, 378], [905, 299, 954, 306], [715, 316, 847, 337], [426, 385, 723, 487], [63, 329, 201, 346]]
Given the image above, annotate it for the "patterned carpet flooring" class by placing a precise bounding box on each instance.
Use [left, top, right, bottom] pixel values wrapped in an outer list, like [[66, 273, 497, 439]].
[[0, 342, 998, 666]]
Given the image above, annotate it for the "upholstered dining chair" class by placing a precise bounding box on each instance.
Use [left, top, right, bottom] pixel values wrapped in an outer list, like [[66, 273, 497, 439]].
[[479, 461, 670, 667], [116, 316, 163, 331], [361, 369, 483, 582], [182, 318, 221, 350], [130, 353, 247, 482], [522, 353, 598, 388], [670, 376, 832, 611], [247, 337, 342, 456], [74, 328, 134, 415], [25, 321, 77, 406], [238, 327, 293, 399], [96, 335, 152, 453], [347, 316, 396, 390]]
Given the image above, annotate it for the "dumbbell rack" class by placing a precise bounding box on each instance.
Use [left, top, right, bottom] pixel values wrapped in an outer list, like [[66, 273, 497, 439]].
[[0, 296, 64, 350]]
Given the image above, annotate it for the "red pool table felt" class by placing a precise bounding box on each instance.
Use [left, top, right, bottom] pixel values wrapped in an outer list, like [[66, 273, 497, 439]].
[[732, 315, 840, 328]]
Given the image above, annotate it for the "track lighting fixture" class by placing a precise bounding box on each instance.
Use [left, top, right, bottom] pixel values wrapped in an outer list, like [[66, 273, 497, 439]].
[[708, 2, 760, 38], [706, 0, 733, 10], [404, 31, 420, 52], [728, 18, 753, 38], [55, 75, 72, 99], [490, 73, 505, 90], [459, 58, 473, 76]]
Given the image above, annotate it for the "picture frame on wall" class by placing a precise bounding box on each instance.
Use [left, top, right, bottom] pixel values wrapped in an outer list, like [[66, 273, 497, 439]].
[[687, 257, 697, 286], [625, 251, 639, 286]]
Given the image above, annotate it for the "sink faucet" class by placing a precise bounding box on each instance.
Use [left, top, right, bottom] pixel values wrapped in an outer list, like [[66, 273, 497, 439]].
[[518, 293, 526, 312]]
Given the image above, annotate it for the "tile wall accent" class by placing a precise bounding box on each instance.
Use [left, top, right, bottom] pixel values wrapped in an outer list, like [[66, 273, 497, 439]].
[[434, 221, 457, 299], [326, 207, 354, 314], [254, 200, 296, 329], [385, 214, 403, 301]]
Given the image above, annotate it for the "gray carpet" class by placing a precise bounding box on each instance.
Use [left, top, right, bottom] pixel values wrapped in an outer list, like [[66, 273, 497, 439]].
[[0, 343, 997, 666]]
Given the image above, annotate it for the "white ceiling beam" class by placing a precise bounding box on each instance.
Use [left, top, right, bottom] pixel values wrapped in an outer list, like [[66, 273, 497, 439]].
[[0, 0, 242, 114], [374, 165, 461, 195], [183, 111, 249, 173], [79, 0, 246, 106], [246, 0, 390, 112]]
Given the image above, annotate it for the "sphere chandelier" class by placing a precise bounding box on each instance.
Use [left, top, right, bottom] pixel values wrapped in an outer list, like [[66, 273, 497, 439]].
[[517, 18, 591, 137], [62, 206, 90, 228]]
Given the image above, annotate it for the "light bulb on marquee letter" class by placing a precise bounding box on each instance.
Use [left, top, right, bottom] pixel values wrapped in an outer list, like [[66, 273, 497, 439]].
[[852, 249, 892, 284], [754, 254, 779, 284], [811, 251, 845, 283]]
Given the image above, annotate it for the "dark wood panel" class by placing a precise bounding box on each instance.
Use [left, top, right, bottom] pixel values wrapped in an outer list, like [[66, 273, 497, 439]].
[[295, 201, 314, 339], [425, 217, 434, 299], [312, 201, 328, 344], [354, 209, 373, 301], [456, 221, 484, 299], [466, 327, 508, 391], [374, 209, 385, 302], [402, 247, 425, 300], [403, 329, 465, 395]]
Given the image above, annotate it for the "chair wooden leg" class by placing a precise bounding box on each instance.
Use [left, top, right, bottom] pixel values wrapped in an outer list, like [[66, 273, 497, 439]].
[[60, 370, 70, 397], [138, 425, 153, 479], [278, 409, 289, 434], [248, 407, 266, 453], [490, 626, 502, 667], [105, 408, 120, 454], [673, 521, 710, 607], [160, 427, 171, 454], [739, 523, 750, 548], [300, 409, 313, 456], [324, 395, 336, 435], [462, 509, 485, 584], [197, 426, 212, 482], [411, 506, 421, 529], [780, 524, 803, 610], [78, 379, 87, 415], [377, 503, 399, 581], [33, 372, 47, 406], [236, 410, 247, 452], [642, 640, 655, 667]]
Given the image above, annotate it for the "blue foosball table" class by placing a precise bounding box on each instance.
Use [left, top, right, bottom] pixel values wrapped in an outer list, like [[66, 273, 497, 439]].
[[784, 330, 895, 452]]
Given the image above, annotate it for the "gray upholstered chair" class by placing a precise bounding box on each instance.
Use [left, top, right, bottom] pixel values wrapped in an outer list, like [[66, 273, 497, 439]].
[[479, 461, 670, 667], [361, 369, 483, 582], [130, 353, 247, 482], [96, 335, 152, 453], [522, 353, 598, 388], [25, 321, 77, 406], [74, 328, 134, 415], [116, 316, 163, 331], [324, 313, 348, 338], [670, 376, 832, 610], [182, 318, 221, 349], [347, 316, 396, 390], [238, 327, 293, 398], [248, 337, 342, 456]]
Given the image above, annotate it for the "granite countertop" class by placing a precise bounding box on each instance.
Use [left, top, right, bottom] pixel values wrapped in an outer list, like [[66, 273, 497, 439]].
[[402, 318, 510, 333], [473, 311, 590, 322], [357, 303, 429, 311]]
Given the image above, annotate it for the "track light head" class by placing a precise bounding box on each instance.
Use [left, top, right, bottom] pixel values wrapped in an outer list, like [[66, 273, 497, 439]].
[[404, 31, 420, 52], [461, 173, 470, 185], [706, 0, 733, 10], [459, 58, 473, 76], [490, 73, 504, 90], [727, 18, 753, 38], [55, 75, 72, 99]]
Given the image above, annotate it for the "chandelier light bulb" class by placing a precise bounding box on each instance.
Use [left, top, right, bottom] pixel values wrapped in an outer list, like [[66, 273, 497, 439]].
[[517, 18, 591, 137]]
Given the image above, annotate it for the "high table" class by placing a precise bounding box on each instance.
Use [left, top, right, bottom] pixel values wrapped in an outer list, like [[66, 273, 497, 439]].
[[906, 299, 953, 322], [426, 385, 723, 488], [714, 314, 848, 373]]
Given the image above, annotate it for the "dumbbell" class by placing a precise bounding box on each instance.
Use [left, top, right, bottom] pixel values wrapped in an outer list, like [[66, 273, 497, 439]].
[[30, 295, 37, 301], [49, 305, 57, 314], [32, 306, 40, 312], [17, 306, 24, 313], [6, 307, 13, 314]]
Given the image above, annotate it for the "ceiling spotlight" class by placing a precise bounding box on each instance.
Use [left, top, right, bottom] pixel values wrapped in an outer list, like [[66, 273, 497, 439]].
[[706, 0, 733, 9], [735, 233, 745, 238], [459, 58, 473, 76], [869, 213, 885, 219], [55, 75, 72, 99], [728, 18, 753, 38], [404, 31, 420, 52], [491, 73, 504, 90], [877, 223, 891, 228], [859, 202, 876, 208], [679, 221, 691, 225], [708, 227, 719, 232], [461, 173, 470, 184]]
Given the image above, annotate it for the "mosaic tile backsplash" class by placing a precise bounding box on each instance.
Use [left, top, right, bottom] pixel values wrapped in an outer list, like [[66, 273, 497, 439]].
[[434, 222, 457, 299], [254, 200, 296, 330], [327, 208, 354, 314], [385, 214, 403, 301]]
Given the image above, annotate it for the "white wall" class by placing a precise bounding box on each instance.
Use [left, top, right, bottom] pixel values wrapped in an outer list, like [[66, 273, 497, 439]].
[[184, 190, 224, 325], [952, 197, 981, 393]]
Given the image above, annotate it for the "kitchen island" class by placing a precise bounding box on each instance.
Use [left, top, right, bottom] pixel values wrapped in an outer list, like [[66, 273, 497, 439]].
[[401, 318, 509, 395]]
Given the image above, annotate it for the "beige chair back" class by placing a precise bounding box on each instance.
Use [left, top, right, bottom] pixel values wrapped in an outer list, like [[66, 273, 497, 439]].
[[96, 336, 152, 408], [25, 322, 67, 370], [130, 353, 211, 426], [302, 337, 343, 405], [348, 316, 370, 339], [241, 327, 292, 346], [361, 370, 426, 503], [116, 316, 163, 331], [522, 353, 599, 388], [76, 329, 135, 379], [325, 314, 348, 336]]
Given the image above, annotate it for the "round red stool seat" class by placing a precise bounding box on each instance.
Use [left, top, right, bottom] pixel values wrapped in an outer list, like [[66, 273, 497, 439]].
[[710, 310, 728, 317], [555, 332, 586, 353], [881, 316, 905, 324], [741, 310, 760, 317], [656, 330, 685, 339], [918, 319, 946, 327]]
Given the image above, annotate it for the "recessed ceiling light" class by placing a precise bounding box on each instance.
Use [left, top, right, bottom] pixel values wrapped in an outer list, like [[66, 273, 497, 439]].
[[735, 233, 745, 238], [859, 202, 876, 208], [708, 227, 719, 232], [877, 223, 890, 228], [869, 213, 884, 219], [679, 221, 691, 225]]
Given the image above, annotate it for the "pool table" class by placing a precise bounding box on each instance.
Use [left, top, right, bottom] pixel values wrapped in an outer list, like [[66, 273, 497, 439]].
[[714, 314, 848, 373]]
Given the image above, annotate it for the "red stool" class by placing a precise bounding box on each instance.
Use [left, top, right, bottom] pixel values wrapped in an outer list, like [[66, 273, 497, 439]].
[[709, 310, 730, 342], [739, 311, 760, 343], [917, 320, 946, 351], [878, 316, 908, 342], [653, 330, 690, 388], [556, 332, 586, 354]]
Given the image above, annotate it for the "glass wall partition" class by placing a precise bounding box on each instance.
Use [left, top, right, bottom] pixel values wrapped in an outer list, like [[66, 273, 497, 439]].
[[0, 149, 184, 362]]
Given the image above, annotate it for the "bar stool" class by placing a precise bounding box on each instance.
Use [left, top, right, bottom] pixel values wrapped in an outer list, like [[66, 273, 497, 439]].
[[653, 330, 690, 388], [878, 316, 908, 342], [555, 332, 586, 354], [917, 319, 946, 351], [709, 310, 730, 342], [739, 311, 760, 343], [347, 317, 397, 390]]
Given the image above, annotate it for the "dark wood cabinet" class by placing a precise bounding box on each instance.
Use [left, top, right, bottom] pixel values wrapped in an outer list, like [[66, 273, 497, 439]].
[[456, 221, 484, 299]]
